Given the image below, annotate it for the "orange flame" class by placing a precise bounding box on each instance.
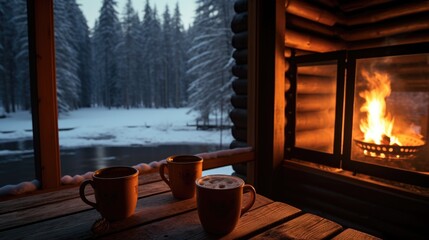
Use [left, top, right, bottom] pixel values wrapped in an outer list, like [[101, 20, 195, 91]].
[[359, 69, 401, 146]]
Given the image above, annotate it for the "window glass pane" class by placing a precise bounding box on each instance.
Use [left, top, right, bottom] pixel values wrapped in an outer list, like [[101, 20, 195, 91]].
[[55, 0, 234, 179], [295, 61, 337, 153], [0, 1, 35, 186]]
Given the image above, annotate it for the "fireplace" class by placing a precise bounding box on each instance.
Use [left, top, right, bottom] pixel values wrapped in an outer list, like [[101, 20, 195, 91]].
[[287, 42, 429, 188]]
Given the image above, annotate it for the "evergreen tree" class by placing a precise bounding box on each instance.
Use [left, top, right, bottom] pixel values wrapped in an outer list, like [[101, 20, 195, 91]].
[[0, 0, 17, 113], [161, 6, 172, 107], [187, 0, 235, 124], [54, 0, 81, 113], [13, 0, 30, 111], [171, 3, 187, 107], [141, 2, 162, 108], [118, 0, 142, 108], [92, 0, 121, 108], [71, 1, 92, 108]]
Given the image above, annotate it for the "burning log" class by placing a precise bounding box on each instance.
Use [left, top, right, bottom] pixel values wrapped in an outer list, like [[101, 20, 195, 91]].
[[285, 29, 346, 53], [296, 110, 335, 131], [297, 75, 336, 94], [296, 94, 336, 112]]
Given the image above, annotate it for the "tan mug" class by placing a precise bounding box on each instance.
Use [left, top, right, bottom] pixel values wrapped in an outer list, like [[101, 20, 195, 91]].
[[196, 174, 256, 235], [79, 166, 139, 221], [159, 155, 203, 199]]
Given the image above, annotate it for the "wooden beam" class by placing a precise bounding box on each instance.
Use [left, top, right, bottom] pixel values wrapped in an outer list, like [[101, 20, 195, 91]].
[[30, 0, 61, 189], [249, 0, 286, 198], [346, 1, 429, 26], [285, 29, 346, 53], [202, 151, 255, 170], [284, 0, 342, 26]]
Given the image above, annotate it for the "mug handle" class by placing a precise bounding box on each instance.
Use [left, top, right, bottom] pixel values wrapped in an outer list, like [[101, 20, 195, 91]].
[[241, 184, 256, 216], [79, 180, 97, 208], [159, 163, 170, 186]]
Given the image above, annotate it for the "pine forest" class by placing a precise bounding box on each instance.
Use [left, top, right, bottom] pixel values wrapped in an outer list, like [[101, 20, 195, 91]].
[[0, 0, 235, 124]]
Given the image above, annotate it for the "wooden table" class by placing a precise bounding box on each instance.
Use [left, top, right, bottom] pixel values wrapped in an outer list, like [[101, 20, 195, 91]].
[[0, 173, 380, 239]]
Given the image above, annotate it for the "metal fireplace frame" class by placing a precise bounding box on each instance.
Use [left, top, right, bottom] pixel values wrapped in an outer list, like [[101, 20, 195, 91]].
[[287, 42, 429, 188]]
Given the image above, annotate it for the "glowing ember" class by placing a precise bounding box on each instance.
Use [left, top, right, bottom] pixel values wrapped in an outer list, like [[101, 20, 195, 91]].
[[359, 69, 401, 146]]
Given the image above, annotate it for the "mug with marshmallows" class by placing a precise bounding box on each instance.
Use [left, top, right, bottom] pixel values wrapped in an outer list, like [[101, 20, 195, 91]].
[[195, 174, 256, 235]]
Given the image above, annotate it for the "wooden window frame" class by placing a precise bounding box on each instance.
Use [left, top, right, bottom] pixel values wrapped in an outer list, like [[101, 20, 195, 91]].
[[24, 0, 256, 193], [28, 0, 61, 190], [248, 0, 286, 197]]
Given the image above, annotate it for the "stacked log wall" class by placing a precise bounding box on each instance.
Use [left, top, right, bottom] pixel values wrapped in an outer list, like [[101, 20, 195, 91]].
[[230, 0, 249, 149]]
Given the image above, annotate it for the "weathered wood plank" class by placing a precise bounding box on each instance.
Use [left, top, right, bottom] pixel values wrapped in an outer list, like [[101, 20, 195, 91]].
[[0, 180, 169, 231], [100, 199, 296, 240], [0, 191, 195, 240], [332, 228, 382, 240], [202, 150, 254, 170], [0, 173, 161, 214], [251, 213, 343, 240]]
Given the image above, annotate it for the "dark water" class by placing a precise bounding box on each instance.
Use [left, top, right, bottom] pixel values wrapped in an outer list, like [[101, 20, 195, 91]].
[[0, 139, 226, 186]]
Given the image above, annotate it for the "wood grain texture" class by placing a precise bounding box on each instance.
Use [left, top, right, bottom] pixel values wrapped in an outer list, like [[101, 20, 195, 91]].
[[96, 193, 273, 239], [0, 180, 170, 231], [251, 213, 343, 240], [0, 173, 161, 214], [332, 228, 382, 240], [0, 191, 193, 239]]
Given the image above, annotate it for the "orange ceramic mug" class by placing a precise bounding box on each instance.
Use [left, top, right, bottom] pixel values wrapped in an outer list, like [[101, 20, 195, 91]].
[[79, 166, 139, 221], [159, 155, 203, 199], [196, 174, 256, 235]]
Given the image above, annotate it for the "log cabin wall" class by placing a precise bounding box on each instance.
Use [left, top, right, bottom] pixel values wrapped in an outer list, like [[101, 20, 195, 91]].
[[280, 0, 429, 239], [229, 0, 429, 238], [230, 0, 250, 177]]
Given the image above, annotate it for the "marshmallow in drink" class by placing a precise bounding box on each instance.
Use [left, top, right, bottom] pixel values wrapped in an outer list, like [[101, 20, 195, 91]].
[[196, 175, 242, 189]]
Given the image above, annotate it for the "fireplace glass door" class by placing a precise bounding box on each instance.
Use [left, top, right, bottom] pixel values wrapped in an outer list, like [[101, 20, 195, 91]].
[[288, 43, 429, 187], [287, 52, 345, 167], [344, 43, 429, 187]]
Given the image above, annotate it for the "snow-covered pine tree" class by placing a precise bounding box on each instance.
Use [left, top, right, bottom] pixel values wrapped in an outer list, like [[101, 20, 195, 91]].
[[92, 0, 122, 109], [69, 1, 92, 108], [187, 0, 235, 125], [161, 6, 172, 108], [0, 0, 18, 113], [54, 0, 81, 113], [118, 0, 142, 108], [13, 0, 30, 111], [171, 3, 187, 107]]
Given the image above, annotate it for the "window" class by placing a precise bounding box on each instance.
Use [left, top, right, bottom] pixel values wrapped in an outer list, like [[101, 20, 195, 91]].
[[1, 0, 237, 192], [0, 0, 36, 187]]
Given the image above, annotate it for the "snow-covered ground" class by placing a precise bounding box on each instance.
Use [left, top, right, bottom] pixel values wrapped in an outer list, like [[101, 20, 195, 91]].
[[0, 108, 237, 194], [0, 107, 233, 148]]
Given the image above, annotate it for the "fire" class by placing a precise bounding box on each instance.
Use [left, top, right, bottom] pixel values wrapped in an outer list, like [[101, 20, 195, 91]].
[[359, 69, 401, 146]]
